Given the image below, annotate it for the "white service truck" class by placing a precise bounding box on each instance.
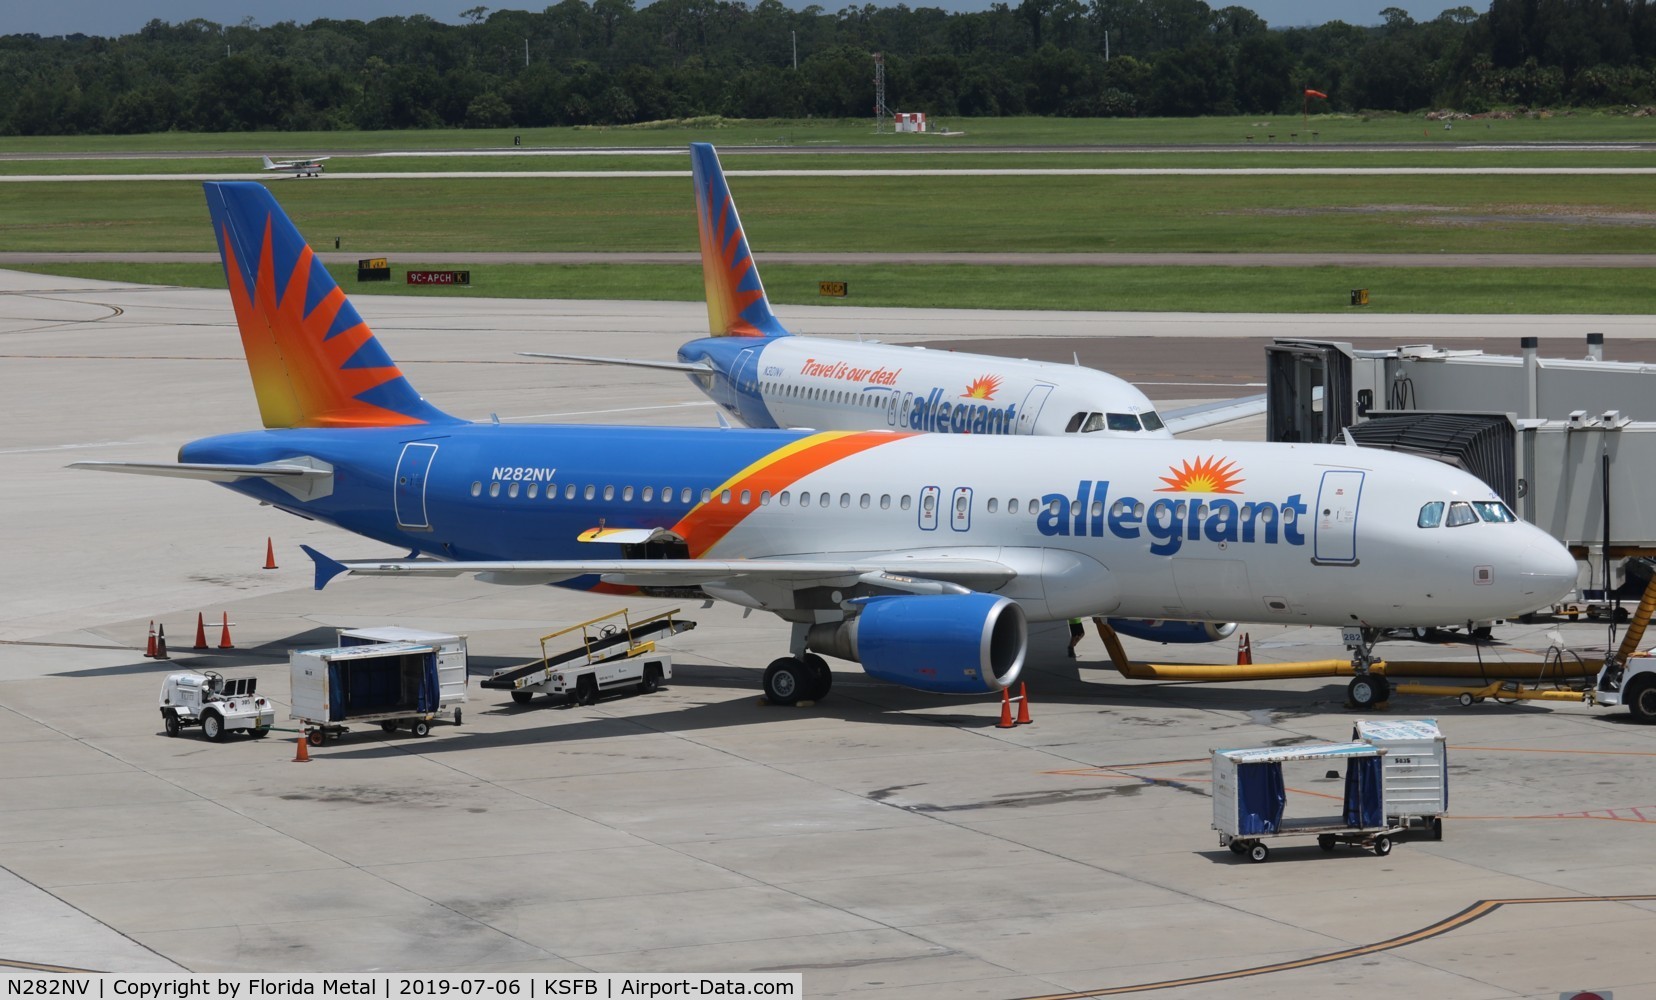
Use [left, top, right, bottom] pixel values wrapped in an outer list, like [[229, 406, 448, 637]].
[[158, 670, 275, 741], [483, 608, 690, 706]]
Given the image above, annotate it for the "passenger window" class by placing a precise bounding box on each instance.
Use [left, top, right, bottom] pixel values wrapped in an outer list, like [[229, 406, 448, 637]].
[[780, 491, 791, 506], [681, 487, 693, 503], [1081, 413, 1106, 433], [880, 494, 891, 510], [1107, 413, 1142, 432], [583, 485, 595, 500], [489, 482, 501, 497], [622, 486, 633, 501], [1091, 500, 1104, 518], [1009, 498, 1020, 514], [1447, 501, 1478, 527], [987, 498, 999, 513], [527, 483, 539, 498], [603, 485, 615, 500], [508, 483, 520, 498], [471, 481, 482, 497], [642, 487, 654, 502], [760, 490, 771, 505], [1140, 411, 1165, 432], [839, 493, 850, 508], [955, 495, 968, 513], [740, 489, 751, 505], [900, 495, 912, 511], [820, 492, 831, 507], [566, 484, 577, 500], [1417, 501, 1444, 528], [701, 488, 712, 503], [860, 494, 870, 509], [721, 489, 732, 504], [800, 492, 811, 508], [923, 494, 936, 512], [1065, 412, 1086, 433]]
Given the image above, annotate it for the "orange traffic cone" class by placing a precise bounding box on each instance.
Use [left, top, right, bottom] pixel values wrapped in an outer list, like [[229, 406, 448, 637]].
[[1016, 682, 1032, 725], [154, 623, 170, 660], [1237, 632, 1252, 665], [218, 612, 234, 649], [996, 689, 1015, 729], [193, 612, 208, 650], [144, 621, 157, 658], [293, 733, 311, 763], [263, 537, 278, 570]]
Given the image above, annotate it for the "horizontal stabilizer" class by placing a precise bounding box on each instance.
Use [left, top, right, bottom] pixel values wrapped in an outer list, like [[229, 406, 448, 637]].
[[519, 352, 714, 374], [69, 460, 329, 482]]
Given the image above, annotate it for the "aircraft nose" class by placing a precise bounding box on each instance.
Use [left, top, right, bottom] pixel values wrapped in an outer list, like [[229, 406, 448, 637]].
[[1517, 535, 1579, 605]]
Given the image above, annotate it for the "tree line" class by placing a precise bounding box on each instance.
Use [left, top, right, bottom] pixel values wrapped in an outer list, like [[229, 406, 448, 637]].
[[6, 0, 1656, 135]]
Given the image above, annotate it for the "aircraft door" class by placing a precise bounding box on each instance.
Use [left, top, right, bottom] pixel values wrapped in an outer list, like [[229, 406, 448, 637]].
[[918, 485, 940, 530], [1017, 383, 1055, 435], [950, 487, 973, 532], [1312, 469, 1364, 565], [394, 442, 439, 531]]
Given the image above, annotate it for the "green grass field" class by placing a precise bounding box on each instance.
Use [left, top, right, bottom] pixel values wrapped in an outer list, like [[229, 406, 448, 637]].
[[14, 261, 1647, 314], [7, 115, 1656, 312]]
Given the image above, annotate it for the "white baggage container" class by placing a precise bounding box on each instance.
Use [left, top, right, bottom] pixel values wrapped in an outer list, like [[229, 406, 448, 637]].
[[1354, 718, 1448, 839], [339, 626, 468, 724]]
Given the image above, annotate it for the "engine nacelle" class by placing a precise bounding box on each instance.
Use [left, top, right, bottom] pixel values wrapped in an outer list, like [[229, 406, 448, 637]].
[[806, 593, 1026, 695], [1107, 618, 1238, 644]]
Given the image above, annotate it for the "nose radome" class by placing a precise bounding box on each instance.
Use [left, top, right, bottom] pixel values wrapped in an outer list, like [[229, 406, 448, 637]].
[[1518, 535, 1580, 604]]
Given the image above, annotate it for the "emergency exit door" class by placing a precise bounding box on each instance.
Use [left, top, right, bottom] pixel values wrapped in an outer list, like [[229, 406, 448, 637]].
[[395, 442, 439, 531]]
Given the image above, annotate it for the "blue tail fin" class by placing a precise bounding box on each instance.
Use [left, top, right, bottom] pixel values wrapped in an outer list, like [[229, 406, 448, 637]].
[[690, 143, 788, 339]]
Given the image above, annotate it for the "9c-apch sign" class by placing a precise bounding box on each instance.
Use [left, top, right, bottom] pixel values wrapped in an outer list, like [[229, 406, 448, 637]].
[[407, 270, 472, 287]]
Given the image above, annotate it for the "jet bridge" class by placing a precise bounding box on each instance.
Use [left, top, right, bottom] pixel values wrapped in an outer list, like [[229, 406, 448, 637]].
[[1266, 336, 1656, 597]]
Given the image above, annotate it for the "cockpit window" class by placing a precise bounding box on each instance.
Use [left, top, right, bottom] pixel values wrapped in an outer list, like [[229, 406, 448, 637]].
[[1065, 412, 1086, 433], [1417, 501, 1444, 528], [1446, 501, 1478, 527], [1474, 501, 1518, 523], [1107, 413, 1142, 431], [1140, 410, 1165, 432], [1081, 412, 1106, 433]]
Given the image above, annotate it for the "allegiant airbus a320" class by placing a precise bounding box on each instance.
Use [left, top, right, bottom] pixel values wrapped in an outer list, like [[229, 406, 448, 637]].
[[74, 182, 1578, 706]]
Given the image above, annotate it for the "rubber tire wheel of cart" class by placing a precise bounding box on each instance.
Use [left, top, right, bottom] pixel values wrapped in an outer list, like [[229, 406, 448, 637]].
[[411, 720, 431, 738], [1227, 841, 1246, 855], [248, 728, 268, 738], [1472, 626, 1494, 640], [380, 721, 399, 733], [1247, 842, 1270, 863], [1348, 674, 1389, 710], [637, 664, 660, 695], [1318, 835, 1336, 852], [1627, 677, 1656, 723], [1430, 817, 1443, 841], [163, 711, 181, 738], [1372, 835, 1392, 857], [510, 690, 533, 706], [762, 657, 808, 706], [803, 654, 833, 701], [1458, 692, 1475, 707], [453, 708, 462, 726], [306, 730, 324, 747], [201, 712, 225, 742], [575, 676, 598, 707]]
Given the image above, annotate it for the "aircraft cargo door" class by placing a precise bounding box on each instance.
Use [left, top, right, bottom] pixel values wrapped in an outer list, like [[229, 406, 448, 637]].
[[1017, 383, 1055, 435], [395, 442, 439, 531], [1312, 469, 1364, 565]]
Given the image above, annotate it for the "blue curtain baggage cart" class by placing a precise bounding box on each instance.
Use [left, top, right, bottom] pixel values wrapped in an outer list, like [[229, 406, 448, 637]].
[[1211, 742, 1405, 863]]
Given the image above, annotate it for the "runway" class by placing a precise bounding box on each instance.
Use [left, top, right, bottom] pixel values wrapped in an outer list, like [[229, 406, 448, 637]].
[[5, 269, 1656, 994]]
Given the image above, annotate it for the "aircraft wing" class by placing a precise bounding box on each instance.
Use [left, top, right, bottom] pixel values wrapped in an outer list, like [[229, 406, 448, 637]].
[[519, 351, 715, 375], [1162, 393, 1267, 435], [304, 545, 1016, 596], [68, 460, 330, 483]]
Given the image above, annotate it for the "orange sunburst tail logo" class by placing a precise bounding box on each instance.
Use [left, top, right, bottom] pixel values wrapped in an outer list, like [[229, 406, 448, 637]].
[[1156, 456, 1245, 494], [691, 143, 788, 339], [205, 182, 458, 429]]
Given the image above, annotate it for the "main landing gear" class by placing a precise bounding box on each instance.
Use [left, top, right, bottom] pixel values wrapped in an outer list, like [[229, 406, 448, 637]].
[[763, 653, 833, 706]]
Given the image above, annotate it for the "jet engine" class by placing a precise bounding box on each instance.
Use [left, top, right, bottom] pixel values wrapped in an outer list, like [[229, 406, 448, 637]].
[[1106, 619, 1238, 644], [807, 593, 1026, 695]]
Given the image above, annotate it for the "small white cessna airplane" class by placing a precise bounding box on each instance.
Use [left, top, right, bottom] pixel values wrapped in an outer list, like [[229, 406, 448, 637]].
[[72, 182, 1581, 711], [260, 155, 330, 178], [524, 143, 1258, 440]]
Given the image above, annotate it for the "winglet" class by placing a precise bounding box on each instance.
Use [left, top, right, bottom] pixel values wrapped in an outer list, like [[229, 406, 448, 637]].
[[301, 544, 350, 591], [690, 143, 788, 339]]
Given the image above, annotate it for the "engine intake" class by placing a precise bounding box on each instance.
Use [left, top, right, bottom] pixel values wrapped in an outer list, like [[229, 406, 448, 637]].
[[807, 593, 1026, 695]]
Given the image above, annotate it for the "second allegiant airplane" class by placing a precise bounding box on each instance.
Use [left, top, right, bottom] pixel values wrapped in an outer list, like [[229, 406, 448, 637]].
[[75, 182, 1578, 707], [522, 143, 1261, 440]]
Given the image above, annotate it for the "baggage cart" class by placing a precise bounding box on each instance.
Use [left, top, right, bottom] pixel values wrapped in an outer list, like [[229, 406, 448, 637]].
[[290, 641, 442, 745], [1354, 718, 1448, 840], [1212, 741, 1404, 863], [338, 626, 468, 726]]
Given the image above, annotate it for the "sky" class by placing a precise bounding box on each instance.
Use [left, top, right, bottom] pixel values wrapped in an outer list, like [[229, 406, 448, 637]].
[[3, 0, 1489, 39]]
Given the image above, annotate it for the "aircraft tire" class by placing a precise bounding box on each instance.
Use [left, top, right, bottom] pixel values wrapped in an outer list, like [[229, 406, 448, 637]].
[[1348, 675, 1388, 710], [802, 654, 832, 701], [763, 658, 808, 706]]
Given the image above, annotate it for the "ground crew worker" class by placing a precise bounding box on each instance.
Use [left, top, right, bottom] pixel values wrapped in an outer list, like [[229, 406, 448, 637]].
[[1067, 618, 1084, 658]]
